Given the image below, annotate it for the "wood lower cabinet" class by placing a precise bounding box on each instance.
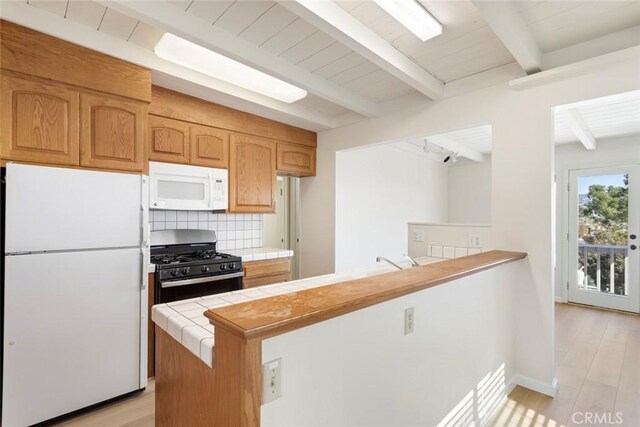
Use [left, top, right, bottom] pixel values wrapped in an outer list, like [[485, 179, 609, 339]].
[[243, 257, 291, 288], [80, 92, 146, 172], [148, 115, 190, 164], [229, 134, 277, 213], [0, 73, 80, 165], [190, 124, 229, 169], [277, 142, 316, 176]]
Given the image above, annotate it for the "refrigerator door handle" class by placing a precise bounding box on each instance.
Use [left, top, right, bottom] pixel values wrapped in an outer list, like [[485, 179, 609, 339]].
[[141, 248, 149, 290]]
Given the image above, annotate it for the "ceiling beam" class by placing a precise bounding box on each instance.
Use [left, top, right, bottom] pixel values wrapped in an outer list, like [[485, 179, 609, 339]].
[[101, 0, 381, 117], [471, 0, 542, 74], [564, 109, 597, 150], [0, 1, 334, 131], [280, 0, 444, 100], [427, 135, 486, 163]]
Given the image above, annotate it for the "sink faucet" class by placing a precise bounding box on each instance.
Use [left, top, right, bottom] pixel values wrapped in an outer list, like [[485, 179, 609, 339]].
[[404, 254, 419, 268], [376, 256, 403, 270]]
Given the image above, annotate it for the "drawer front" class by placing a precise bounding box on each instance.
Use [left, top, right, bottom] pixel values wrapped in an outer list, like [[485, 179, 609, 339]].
[[243, 272, 290, 289], [243, 258, 291, 279]]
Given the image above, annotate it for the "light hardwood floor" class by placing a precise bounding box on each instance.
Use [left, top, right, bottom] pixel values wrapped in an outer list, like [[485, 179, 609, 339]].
[[53, 303, 639, 427], [488, 303, 640, 427], [53, 382, 154, 427]]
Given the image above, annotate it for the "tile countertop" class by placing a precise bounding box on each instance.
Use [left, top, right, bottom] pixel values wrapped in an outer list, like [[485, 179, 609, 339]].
[[148, 247, 293, 273], [151, 256, 442, 367]]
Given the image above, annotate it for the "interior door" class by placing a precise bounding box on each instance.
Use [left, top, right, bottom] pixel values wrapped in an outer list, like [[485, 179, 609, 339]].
[[568, 166, 640, 313], [2, 249, 142, 426]]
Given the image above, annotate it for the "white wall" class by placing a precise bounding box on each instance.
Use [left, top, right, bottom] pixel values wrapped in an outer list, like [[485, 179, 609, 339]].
[[448, 159, 492, 224], [299, 57, 640, 394], [554, 136, 640, 301], [261, 262, 519, 427], [335, 144, 448, 272]]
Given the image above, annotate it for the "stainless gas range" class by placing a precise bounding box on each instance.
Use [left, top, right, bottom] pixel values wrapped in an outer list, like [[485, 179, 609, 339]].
[[150, 230, 243, 304]]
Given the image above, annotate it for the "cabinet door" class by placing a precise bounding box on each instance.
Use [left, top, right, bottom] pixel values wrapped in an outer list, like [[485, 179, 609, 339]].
[[80, 93, 145, 172], [276, 142, 316, 176], [229, 134, 276, 213], [148, 115, 190, 164], [190, 124, 229, 169], [0, 73, 79, 166]]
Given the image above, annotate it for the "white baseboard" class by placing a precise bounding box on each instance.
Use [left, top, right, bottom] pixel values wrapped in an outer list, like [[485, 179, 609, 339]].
[[511, 374, 558, 397], [555, 296, 567, 303]]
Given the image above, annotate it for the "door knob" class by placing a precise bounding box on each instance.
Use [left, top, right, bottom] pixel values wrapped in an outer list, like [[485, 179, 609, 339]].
[[630, 234, 637, 240], [631, 245, 638, 250]]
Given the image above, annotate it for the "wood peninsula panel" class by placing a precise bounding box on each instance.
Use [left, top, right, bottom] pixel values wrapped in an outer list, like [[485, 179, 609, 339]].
[[277, 142, 316, 176], [190, 124, 229, 168], [206, 250, 528, 340], [80, 93, 146, 172], [0, 20, 151, 102], [148, 115, 190, 164], [0, 73, 79, 165], [229, 134, 277, 213], [155, 327, 261, 427], [149, 86, 316, 147]]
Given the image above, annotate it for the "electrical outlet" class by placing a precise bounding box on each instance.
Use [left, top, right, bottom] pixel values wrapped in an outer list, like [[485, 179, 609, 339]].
[[405, 307, 415, 335], [262, 358, 283, 403], [412, 230, 425, 242], [468, 234, 481, 248]]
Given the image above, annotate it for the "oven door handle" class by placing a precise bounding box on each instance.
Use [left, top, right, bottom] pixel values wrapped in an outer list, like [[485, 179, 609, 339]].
[[160, 271, 244, 288]]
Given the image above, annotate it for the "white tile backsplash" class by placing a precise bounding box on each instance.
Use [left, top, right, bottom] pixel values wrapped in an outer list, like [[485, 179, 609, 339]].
[[150, 210, 263, 250]]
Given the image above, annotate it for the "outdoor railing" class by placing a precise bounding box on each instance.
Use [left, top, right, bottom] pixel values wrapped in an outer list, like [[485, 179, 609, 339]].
[[578, 243, 628, 295]]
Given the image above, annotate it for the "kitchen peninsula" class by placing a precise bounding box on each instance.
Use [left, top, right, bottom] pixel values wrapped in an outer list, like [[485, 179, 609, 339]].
[[152, 250, 526, 427]]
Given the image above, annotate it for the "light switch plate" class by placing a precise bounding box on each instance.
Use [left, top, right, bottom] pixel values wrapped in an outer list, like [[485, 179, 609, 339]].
[[262, 358, 283, 403], [405, 307, 415, 335]]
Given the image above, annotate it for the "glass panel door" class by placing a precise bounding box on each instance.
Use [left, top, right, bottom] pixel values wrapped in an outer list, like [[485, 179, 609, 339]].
[[568, 166, 640, 313]]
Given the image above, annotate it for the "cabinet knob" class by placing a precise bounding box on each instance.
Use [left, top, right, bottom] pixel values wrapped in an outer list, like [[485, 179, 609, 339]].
[[630, 234, 637, 240], [631, 245, 638, 251]]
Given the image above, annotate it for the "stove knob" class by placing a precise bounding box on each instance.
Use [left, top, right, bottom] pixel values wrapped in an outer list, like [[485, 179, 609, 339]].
[[201, 266, 210, 273], [220, 263, 227, 270], [170, 270, 178, 277], [181, 267, 189, 275], [229, 262, 236, 269]]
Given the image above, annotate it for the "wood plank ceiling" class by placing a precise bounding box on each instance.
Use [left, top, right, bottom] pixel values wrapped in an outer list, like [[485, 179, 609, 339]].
[[19, 0, 640, 131]]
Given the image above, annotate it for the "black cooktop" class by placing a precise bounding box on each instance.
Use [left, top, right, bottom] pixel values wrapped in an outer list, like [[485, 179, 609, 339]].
[[150, 250, 237, 265]]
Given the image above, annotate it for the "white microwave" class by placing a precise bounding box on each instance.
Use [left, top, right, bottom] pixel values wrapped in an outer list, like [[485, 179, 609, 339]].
[[149, 162, 228, 211]]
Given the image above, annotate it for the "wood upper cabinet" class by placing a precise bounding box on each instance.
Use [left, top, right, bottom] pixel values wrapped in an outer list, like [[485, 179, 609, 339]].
[[80, 92, 145, 172], [228, 134, 276, 213], [276, 142, 316, 176], [190, 124, 229, 169], [0, 73, 80, 165], [148, 115, 190, 164]]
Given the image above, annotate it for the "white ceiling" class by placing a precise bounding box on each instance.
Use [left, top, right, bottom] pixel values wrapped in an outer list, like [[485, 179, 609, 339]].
[[11, 0, 640, 131], [515, 0, 640, 52], [555, 90, 640, 145], [336, 0, 515, 83]]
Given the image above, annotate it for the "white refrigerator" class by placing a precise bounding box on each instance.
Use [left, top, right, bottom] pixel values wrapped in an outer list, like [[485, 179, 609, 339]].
[[1, 164, 149, 426]]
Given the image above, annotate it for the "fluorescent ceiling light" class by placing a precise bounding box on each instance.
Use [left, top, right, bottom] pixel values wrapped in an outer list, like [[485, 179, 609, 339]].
[[154, 33, 307, 103], [372, 0, 442, 42]]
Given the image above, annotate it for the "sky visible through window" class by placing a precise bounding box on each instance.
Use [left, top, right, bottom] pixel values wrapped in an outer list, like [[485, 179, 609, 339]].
[[578, 174, 627, 195]]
